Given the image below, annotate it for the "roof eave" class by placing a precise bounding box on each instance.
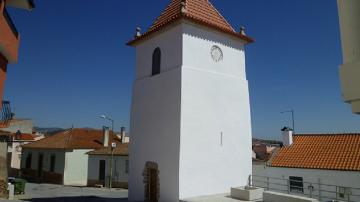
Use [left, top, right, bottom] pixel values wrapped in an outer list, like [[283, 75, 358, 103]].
[[5, 0, 35, 11], [269, 165, 360, 172], [127, 16, 254, 47]]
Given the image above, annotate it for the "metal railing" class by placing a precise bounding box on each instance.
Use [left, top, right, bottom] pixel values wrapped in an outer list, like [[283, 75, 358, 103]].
[[250, 175, 360, 202], [3, 8, 19, 38]]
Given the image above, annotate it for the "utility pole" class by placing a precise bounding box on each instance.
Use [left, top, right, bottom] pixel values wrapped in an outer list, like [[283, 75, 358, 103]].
[[110, 142, 116, 189], [98, 115, 115, 189]]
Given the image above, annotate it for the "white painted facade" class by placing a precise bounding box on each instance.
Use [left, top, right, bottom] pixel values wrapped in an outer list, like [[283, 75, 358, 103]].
[[129, 21, 252, 201], [63, 149, 92, 186], [88, 155, 129, 185], [253, 164, 360, 201]]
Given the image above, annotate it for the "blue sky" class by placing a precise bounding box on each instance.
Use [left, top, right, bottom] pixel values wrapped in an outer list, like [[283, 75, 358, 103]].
[[4, 0, 360, 139]]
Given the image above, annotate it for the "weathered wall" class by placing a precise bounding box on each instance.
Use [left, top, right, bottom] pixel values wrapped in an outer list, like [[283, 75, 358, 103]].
[[21, 149, 65, 184]]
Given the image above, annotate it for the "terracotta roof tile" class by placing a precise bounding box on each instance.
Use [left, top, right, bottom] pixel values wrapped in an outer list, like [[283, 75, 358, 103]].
[[14, 133, 34, 141], [87, 143, 129, 156], [269, 134, 360, 171], [128, 0, 254, 46], [22, 128, 120, 150]]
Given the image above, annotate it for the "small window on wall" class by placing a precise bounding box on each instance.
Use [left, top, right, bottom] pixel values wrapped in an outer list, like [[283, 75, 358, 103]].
[[152, 47, 161, 76], [25, 153, 32, 169], [50, 155, 56, 172], [125, 160, 129, 174], [289, 176, 304, 193], [338, 187, 350, 199]]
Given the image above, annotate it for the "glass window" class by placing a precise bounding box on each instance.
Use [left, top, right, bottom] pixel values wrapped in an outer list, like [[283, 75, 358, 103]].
[[289, 176, 304, 193]]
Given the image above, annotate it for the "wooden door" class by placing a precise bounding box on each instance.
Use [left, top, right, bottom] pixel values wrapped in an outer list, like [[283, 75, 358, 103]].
[[148, 168, 158, 202]]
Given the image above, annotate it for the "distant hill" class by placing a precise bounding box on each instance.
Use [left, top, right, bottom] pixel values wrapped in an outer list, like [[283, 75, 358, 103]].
[[252, 138, 283, 146], [34, 127, 65, 136]]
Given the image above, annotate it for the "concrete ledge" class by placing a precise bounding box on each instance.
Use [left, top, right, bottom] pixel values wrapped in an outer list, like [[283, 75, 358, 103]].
[[231, 186, 263, 201], [263, 191, 319, 202]]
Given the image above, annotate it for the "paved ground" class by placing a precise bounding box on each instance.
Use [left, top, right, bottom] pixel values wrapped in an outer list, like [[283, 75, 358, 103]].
[[0, 183, 130, 202], [183, 193, 262, 202], [0, 183, 264, 202]]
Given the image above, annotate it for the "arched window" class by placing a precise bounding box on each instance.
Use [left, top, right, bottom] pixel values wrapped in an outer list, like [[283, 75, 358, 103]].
[[152, 48, 161, 76]]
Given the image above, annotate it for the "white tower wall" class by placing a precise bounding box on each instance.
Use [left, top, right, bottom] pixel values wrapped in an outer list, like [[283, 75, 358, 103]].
[[179, 23, 252, 199], [129, 25, 183, 202], [129, 22, 252, 201]]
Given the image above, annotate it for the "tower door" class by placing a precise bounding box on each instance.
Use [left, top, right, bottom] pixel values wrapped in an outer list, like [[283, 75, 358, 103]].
[[148, 168, 158, 202]]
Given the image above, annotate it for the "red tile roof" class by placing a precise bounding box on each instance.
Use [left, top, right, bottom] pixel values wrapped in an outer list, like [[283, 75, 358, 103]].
[[22, 128, 120, 150], [87, 143, 129, 156], [14, 133, 35, 141], [127, 0, 254, 46], [269, 134, 360, 171]]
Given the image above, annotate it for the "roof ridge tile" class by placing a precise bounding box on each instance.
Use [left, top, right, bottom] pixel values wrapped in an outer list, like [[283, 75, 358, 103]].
[[127, 0, 253, 46]]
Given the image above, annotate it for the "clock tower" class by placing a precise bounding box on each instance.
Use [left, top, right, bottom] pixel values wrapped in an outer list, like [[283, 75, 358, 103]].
[[127, 0, 254, 201]]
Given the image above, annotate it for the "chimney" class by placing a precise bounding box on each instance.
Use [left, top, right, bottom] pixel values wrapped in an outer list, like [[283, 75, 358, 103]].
[[281, 127, 293, 146], [120, 127, 126, 143], [103, 126, 110, 147]]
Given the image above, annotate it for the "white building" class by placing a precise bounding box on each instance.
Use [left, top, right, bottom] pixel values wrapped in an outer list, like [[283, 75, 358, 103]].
[[8, 133, 41, 170], [21, 128, 128, 187], [127, 0, 254, 201], [337, 0, 360, 114], [253, 129, 360, 202]]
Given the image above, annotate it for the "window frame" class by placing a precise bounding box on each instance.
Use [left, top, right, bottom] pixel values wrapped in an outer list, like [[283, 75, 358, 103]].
[[289, 176, 304, 193]]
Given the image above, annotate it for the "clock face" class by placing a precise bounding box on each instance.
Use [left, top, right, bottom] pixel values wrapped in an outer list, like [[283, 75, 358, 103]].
[[211, 45, 223, 62]]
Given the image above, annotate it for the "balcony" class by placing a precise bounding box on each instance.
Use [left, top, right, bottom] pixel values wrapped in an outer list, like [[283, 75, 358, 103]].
[[0, 3, 20, 63], [0, 100, 12, 128]]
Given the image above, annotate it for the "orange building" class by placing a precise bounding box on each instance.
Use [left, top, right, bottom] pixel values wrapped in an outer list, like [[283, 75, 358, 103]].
[[0, 0, 34, 125]]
